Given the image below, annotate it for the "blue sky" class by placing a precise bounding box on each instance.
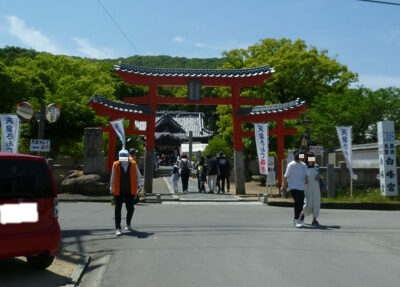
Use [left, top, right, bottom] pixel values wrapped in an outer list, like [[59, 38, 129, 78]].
[[1, 0, 400, 90]]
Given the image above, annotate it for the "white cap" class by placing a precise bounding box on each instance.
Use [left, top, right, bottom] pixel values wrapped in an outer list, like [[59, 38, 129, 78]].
[[119, 150, 129, 162]]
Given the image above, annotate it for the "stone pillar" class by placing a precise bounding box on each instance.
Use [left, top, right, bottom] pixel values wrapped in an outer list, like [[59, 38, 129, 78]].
[[189, 131, 193, 161], [83, 128, 104, 175], [339, 161, 349, 187], [144, 150, 154, 193], [327, 164, 335, 198], [234, 150, 245, 194]]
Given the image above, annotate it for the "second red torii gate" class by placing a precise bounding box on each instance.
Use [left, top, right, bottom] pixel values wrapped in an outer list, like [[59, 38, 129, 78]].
[[236, 99, 308, 186]]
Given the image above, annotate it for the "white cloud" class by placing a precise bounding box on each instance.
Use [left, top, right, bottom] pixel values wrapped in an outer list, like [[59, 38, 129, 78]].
[[354, 74, 400, 90], [6, 16, 60, 54], [173, 36, 185, 43], [73, 37, 113, 59], [195, 42, 221, 50]]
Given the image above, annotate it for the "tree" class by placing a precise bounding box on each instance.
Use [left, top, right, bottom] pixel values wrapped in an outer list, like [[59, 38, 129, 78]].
[[306, 87, 400, 148], [220, 38, 357, 104], [215, 38, 358, 156], [203, 136, 233, 159]]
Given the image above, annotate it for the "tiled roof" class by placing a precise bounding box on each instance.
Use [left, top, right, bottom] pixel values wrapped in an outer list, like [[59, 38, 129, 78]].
[[114, 63, 274, 78], [136, 111, 214, 139], [155, 113, 186, 133], [236, 98, 308, 116], [87, 95, 153, 115], [335, 140, 400, 152]]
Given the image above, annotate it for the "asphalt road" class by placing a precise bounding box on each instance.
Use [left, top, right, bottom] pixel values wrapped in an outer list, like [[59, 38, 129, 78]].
[[59, 202, 400, 287]]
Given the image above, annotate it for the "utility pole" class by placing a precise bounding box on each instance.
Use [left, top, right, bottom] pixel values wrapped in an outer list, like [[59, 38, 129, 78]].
[[38, 102, 46, 140]]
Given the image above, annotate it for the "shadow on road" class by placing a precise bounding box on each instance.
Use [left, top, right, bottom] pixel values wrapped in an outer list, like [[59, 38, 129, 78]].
[[301, 224, 341, 230], [123, 229, 154, 238], [0, 257, 70, 287]]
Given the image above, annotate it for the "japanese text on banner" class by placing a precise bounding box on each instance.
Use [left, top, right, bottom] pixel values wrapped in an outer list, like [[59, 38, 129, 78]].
[[110, 119, 126, 150], [336, 126, 353, 178], [254, 123, 269, 175], [1, 114, 20, 153]]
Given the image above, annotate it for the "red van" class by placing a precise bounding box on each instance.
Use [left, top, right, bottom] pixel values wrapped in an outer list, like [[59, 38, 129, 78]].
[[0, 152, 61, 269]]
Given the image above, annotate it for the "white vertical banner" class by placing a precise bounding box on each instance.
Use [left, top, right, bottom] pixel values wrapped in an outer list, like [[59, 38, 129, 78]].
[[1, 114, 20, 153], [254, 123, 269, 175], [336, 126, 354, 178], [110, 119, 126, 150], [377, 121, 398, 196]]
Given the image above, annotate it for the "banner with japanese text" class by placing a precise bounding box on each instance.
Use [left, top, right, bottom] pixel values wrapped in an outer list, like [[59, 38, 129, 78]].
[[336, 126, 354, 178], [1, 114, 20, 153], [254, 123, 269, 175], [377, 121, 398, 196], [110, 119, 126, 150]]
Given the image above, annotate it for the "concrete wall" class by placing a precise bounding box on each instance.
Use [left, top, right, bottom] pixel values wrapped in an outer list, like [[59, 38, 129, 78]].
[[328, 150, 379, 168], [319, 162, 400, 189]]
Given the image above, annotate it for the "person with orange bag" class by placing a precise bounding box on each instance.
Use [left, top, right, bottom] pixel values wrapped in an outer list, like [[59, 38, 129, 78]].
[[110, 150, 142, 236]]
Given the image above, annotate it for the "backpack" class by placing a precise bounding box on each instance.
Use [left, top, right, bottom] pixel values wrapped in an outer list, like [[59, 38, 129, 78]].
[[218, 158, 227, 167], [181, 160, 190, 174]]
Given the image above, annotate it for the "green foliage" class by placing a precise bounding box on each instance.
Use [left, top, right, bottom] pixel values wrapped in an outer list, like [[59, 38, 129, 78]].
[[322, 187, 400, 203], [2, 42, 399, 162], [307, 87, 400, 148], [203, 136, 232, 158], [110, 55, 226, 69], [221, 38, 358, 105], [0, 47, 225, 159], [215, 38, 359, 158]]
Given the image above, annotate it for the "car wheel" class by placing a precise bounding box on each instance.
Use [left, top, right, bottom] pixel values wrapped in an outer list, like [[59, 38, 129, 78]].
[[26, 251, 55, 269]]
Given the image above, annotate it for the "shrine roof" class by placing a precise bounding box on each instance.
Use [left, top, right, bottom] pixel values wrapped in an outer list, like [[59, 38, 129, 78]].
[[114, 63, 274, 78], [87, 95, 153, 115], [236, 98, 308, 116], [135, 111, 214, 139], [155, 113, 186, 133]]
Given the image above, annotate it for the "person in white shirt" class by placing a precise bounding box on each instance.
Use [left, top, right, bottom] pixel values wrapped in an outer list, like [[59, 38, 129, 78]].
[[281, 149, 309, 228], [300, 152, 323, 227]]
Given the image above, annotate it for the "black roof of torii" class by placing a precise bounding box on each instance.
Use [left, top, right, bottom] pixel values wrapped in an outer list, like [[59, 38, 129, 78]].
[[87, 94, 153, 115], [236, 98, 308, 116], [114, 63, 274, 78]]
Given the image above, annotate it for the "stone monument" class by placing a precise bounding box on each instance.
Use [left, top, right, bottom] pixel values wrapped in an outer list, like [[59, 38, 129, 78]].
[[83, 128, 104, 175], [60, 127, 108, 194]]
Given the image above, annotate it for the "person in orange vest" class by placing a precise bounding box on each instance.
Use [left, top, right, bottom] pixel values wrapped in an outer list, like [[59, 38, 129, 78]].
[[110, 149, 142, 236]]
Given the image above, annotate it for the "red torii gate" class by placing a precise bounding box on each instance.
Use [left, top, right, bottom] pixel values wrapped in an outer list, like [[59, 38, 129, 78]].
[[235, 99, 308, 186], [87, 95, 154, 173], [88, 63, 308, 194]]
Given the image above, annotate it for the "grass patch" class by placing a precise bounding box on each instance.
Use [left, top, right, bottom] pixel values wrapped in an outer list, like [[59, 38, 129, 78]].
[[322, 187, 400, 203]]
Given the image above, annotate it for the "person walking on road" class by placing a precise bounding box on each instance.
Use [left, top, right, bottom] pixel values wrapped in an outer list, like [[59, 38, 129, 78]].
[[216, 151, 231, 193], [179, 154, 191, 193], [206, 154, 218, 193], [299, 152, 322, 227], [281, 149, 308, 228], [171, 162, 180, 193], [110, 150, 142, 236]]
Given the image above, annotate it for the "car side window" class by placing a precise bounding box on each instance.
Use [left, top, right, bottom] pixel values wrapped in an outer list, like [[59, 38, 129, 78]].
[[0, 160, 53, 199]]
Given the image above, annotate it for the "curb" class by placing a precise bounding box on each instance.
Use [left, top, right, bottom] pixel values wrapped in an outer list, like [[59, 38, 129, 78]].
[[64, 251, 91, 287], [266, 201, 400, 210], [58, 195, 400, 210]]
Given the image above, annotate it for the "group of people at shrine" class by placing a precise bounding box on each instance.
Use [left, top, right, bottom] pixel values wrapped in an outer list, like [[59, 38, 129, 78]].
[[171, 151, 232, 194]]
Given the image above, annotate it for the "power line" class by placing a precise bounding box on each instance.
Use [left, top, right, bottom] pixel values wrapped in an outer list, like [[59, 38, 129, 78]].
[[96, 0, 140, 54], [356, 0, 400, 6]]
